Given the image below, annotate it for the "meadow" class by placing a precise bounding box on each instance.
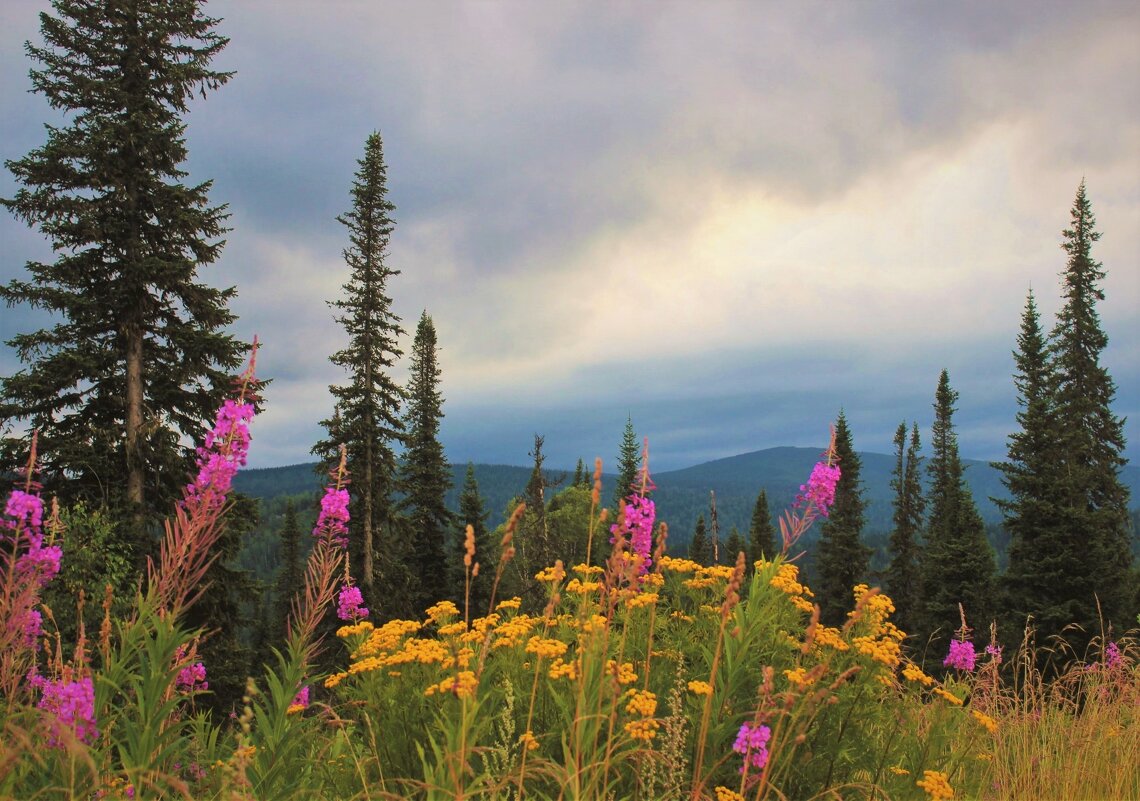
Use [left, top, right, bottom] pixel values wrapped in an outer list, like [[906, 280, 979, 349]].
[[2, 356, 1137, 801]]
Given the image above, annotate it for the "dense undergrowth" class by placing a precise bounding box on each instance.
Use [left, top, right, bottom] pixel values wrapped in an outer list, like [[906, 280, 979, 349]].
[[2, 354, 1137, 800]]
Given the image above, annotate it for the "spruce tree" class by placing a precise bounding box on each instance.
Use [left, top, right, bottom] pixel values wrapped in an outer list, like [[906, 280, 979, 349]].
[[814, 412, 871, 626], [0, 0, 246, 561], [399, 311, 452, 611], [614, 415, 640, 507], [572, 458, 585, 489], [454, 463, 491, 616], [273, 499, 304, 639], [724, 526, 746, 566], [313, 132, 405, 612], [1045, 182, 1133, 638], [886, 422, 925, 637], [748, 489, 777, 564], [688, 515, 711, 565], [920, 371, 996, 648]]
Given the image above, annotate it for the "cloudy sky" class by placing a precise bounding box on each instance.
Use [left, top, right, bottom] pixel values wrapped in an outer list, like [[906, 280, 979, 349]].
[[1, 1, 1137, 473]]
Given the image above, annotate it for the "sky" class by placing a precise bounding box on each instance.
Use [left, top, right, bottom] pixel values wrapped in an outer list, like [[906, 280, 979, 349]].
[[0, 1, 1137, 473]]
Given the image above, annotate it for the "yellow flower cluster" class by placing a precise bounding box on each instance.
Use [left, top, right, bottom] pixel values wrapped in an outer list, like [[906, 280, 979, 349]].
[[641, 572, 664, 588], [518, 731, 539, 751], [683, 576, 720, 590], [916, 769, 954, 800], [889, 766, 910, 776], [625, 688, 657, 717], [784, 666, 815, 690], [971, 709, 998, 735], [353, 619, 422, 660], [714, 787, 745, 801], [495, 597, 522, 612], [525, 636, 569, 660], [687, 680, 713, 696], [286, 703, 305, 715], [579, 614, 609, 635], [492, 614, 540, 649], [853, 634, 902, 668], [659, 555, 701, 574], [932, 687, 963, 706], [770, 563, 815, 613], [811, 625, 850, 652], [902, 662, 935, 687], [426, 600, 460, 624], [548, 658, 579, 680], [623, 717, 660, 741], [425, 670, 478, 699], [572, 563, 604, 576], [625, 592, 658, 610], [534, 563, 566, 583], [438, 621, 468, 637], [565, 578, 602, 595], [606, 660, 638, 685], [337, 621, 374, 639]]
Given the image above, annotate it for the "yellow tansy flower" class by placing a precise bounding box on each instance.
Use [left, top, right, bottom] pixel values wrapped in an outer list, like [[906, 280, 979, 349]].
[[916, 769, 954, 800]]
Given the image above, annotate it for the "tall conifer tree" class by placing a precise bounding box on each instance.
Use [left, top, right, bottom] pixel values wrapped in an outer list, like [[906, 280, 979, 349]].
[[313, 131, 406, 611], [400, 311, 452, 611], [614, 416, 641, 507], [454, 463, 491, 616], [748, 489, 777, 564], [688, 515, 712, 566], [273, 499, 304, 638], [1, 0, 245, 559], [920, 371, 996, 647], [814, 412, 871, 626], [886, 422, 925, 637], [1045, 182, 1133, 637]]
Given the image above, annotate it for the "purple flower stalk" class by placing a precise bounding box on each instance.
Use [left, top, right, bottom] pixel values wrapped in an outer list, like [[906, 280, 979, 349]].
[[292, 685, 310, 710], [610, 494, 655, 576], [183, 398, 255, 514], [943, 639, 977, 672], [31, 674, 98, 746], [314, 487, 350, 547], [1104, 641, 1122, 670], [733, 721, 771, 773], [176, 661, 208, 693], [337, 584, 369, 621], [796, 461, 841, 517]]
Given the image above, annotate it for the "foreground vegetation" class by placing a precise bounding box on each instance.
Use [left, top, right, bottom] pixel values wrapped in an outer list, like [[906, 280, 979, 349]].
[[2, 357, 1136, 801]]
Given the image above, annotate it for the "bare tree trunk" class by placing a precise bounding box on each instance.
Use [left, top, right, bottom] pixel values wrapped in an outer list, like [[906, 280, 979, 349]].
[[125, 324, 146, 557]]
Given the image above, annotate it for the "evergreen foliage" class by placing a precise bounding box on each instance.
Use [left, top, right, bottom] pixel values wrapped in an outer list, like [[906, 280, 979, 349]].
[[688, 514, 712, 565], [614, 416, 640, 508], [815, 412, 871, 626], [748, 489, 777, 565], [454, 463, 491, 616], [723, 525, 746, 566], [272, 499, 304, 642], [0, 0, 246, 561], [312, 131, 406, 613], [920, 371, 997, 648], [886, 422, 925, 637], [399, 312, 452, 612]]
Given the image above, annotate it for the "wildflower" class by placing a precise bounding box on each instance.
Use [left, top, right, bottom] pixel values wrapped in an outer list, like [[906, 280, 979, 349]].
[[32, 674, 98, 746], [932, 687, 963, 706], [624, 717, 660, 741], [715, 788, 745, 801], [314, 486, 350, 546], [624, 688, 658, 717], [916, 769, 954, 800], [890, 766, 910, 776], [902, 663, 935, 687], [796, 460, 841, 517], [19, 609, 43, 649], [732, 721, 771, 772], [287, 686, 310, 715], [783, 667, 815, 690], [985, 643, 1003, 663], [337, 584, 369, 621], [1104, 641, 1122, 670], [525, 636, 568, 660], [610, 494, 656, 576], [495, 597, 521, 612], [606, 660, 638, 685], [425, 600, 460, 623], [518, 731, 539, 751], [943, 639, 976, 672], [176, 661, 208, 693], [183, 398, 255, 514], [971, 709, 998, 735], [687, 680, 713, 696], [548, 658, 579, 680]]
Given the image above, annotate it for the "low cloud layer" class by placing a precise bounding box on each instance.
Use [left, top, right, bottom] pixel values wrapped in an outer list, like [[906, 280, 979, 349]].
[[1, 1, 1136, 472]]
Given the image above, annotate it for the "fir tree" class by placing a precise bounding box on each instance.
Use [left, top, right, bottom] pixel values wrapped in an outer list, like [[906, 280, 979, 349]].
[[814, 412, 871, 626], [0, 0, 246, 561], [748, 489, 777, 565], [688, 515, 712, 566], [572, 458, 585, 489], [920, 371, 996, 648], [313, 132, 406, 612], [886, 422, 925, 637], [724, 526, 746, 566], [273, 499, 304, 640], [614, 416, 640, 507], [1045, 182, 1133, 638], [454, 463, 491, 617], [399, 311, 452, 612]]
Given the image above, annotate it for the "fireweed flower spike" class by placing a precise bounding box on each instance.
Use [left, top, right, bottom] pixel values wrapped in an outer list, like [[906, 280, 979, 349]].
[[779, 427, 841, 553], [943, 639, 977, 672], [337, 584, 369, 621], [609, 439, 657, 577], [733, 720, 772, 773]]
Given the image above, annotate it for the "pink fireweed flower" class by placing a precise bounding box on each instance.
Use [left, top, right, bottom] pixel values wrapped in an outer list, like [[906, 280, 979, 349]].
[[337, 584, 368, 621], [796, 461, 841, 518], [1104, 641, 1122, 670], [32, 674, 98, 746], [4, 489, 44, 534], [288, 685, 310, 714], [985, 643, 1003, 664], [19, 609, 43, 649], [176, 661, 208, 693], [943, 639, 977, 672], [733, 721, 771, 773], [610, 494, 656, 576], [314, 487, 350, 548], [183, 397, 255, 515]]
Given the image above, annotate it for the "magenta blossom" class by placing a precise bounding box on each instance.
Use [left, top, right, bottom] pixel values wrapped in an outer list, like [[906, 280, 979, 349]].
[[19, 609, 43, 649], [733, 721, 771, 773], [944, 639, 977, 672], [610, 494, 656, 576], [32, 674, 98, 746], [314, 487, 350, 547], [292, 685, 310, 710], [176, 661, 208, 693], [796, 461, 841, 517], [183, 398, 255, 514], [1104, 641, 1122, 670], [337, 584, 369, 621]]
